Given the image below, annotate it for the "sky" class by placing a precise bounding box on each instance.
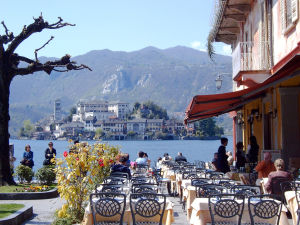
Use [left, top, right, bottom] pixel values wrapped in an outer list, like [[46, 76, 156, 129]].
[[0, 0, 231, 58]]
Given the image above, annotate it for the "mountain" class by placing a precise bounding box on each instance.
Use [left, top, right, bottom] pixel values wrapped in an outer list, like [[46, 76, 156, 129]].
[[9, 46, 232, 136]]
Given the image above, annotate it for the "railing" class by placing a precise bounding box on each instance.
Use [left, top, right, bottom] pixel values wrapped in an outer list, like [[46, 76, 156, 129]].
[[232, 41, 271, 77]]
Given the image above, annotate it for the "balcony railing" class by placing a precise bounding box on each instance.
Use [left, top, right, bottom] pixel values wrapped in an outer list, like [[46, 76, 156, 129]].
[[232, 41, 271, 77]]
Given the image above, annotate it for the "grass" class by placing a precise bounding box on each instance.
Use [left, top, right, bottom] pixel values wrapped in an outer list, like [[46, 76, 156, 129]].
[[0, 183, 57, 193], [0, 203, 24, 218]]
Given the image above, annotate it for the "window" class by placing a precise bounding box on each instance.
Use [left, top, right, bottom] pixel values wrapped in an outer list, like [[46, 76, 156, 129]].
[[281, 0, 298, 33]]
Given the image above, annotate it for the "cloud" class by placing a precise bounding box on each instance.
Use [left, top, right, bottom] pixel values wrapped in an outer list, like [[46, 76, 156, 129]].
[[190, 41, 207, 52], [222, 45, 232, 55]]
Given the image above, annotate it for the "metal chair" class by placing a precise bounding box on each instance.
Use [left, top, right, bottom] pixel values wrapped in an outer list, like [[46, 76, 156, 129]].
[[208, 194, 245, 225], [129, 193, 166, 225], [195, 184, 226, 198], [110, 172, 130, 179], [95, 183, 123, 193], [131, 183, 159, 194], [182, 171, 198, 179], [248, 195, 282, 225], [191, 178, 210, 186], [231, 185, 261, 197], [103, 176, 127, 185], [131, 176, 155, 184], [205, 171, 224, 179], [90, 192, 126, 225]]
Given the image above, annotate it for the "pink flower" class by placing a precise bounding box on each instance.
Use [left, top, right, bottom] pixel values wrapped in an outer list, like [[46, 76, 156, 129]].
[[63, 151, 68, 157], [76, 157, 79, 161]]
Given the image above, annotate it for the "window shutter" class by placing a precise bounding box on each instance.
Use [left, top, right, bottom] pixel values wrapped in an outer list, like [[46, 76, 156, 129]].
[[280, 0, 287, 32], [291, 0, 298, 23]]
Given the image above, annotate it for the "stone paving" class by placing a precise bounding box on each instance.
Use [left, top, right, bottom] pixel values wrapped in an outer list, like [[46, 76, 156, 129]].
[[0, 197, 65, 225]]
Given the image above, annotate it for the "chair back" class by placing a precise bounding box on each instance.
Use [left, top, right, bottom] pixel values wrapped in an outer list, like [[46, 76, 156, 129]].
[[130, 193, 166, 225], [196, 184, 226, 198], [205, 171, 224, 179], [110, 172, 129, 179], [95, 183, 123, 193], [208, 194, 245, 225], [90, 192, 126, 225], [182, 171, 198, 179], [191, 178, 210, 186], [103, 176, 127, 185], [270, 176, 292, 199], [132, 183, 158, 194], [248, 195, 282, 225], [231, 185, 261, 197]]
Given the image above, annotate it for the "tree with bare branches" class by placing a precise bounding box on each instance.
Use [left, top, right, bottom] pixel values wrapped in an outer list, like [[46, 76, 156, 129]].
[[0, 15, 91, 185]]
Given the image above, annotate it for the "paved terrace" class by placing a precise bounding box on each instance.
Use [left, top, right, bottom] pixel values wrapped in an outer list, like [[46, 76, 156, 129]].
[[0, 195, 189, 224]]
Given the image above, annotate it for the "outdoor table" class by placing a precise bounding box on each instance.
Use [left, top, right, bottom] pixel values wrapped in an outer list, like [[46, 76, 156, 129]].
[[189, 197, 289, 225], [81, 197, 174, 225], [285, 190, 299, 225], [226, 172, 256, 185]]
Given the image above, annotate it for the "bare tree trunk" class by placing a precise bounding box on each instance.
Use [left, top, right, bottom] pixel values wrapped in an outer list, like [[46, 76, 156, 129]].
[[0, 68, 15, 185]]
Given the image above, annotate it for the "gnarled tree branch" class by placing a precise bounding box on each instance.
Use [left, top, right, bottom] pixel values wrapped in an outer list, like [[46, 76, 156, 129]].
[[34, 36, 54, 62], [6, 15, 75, 56]]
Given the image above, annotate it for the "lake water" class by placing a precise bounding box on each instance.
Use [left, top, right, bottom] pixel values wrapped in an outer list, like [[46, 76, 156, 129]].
[[10, 137, 233, 170]]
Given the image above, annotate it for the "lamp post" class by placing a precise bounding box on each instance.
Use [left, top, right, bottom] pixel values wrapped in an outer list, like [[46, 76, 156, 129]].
[[215, 73, 232, 90]]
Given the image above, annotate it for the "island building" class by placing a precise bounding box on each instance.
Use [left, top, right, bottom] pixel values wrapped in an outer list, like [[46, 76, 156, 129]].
[[185, 0, 300, 169]]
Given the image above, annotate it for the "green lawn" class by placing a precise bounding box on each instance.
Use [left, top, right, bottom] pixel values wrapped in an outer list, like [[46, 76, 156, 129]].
[[0, 204, 24, 218], [0, 183, 56, 193]]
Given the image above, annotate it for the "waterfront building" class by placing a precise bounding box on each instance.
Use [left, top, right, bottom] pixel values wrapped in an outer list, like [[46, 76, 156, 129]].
[[59, 121, 85, 137], [73, 99, 130, 122], [146, 119, 164, 132], [94, 118, 126, 134], [185, 0, 300, 168], [126, 119, 147, 135], [165, 119, 185, 134]]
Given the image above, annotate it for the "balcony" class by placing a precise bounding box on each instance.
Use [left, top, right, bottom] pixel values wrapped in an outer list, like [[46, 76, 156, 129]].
[[232, 41, 271, 77]]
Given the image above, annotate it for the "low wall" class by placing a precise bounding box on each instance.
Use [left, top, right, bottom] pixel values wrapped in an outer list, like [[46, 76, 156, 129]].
[[0, 188, 58, 200], [0, 204, 33, 225]]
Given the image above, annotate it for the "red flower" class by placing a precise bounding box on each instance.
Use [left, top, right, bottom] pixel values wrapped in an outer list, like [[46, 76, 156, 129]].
[[76, 157, 79, 161], [63, 151, 68, 157], [109, 159, 114, 163], [98, 159, 104, 166]]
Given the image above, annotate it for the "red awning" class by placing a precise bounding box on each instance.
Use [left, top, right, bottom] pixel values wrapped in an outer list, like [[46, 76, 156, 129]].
[[185, 86, 264, 124], [185, 54, 300, 124]]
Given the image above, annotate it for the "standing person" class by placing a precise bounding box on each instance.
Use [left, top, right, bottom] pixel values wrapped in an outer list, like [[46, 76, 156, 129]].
[[247, 135, 259, 163], [255, 152, 276, 179], [144, 152, 151, 167], [175, 152, 187, 163], [236, 142, 246, 169], [43, 142, 57, 165], [217, 137, 230, 173], [20, 144, 34, 168]]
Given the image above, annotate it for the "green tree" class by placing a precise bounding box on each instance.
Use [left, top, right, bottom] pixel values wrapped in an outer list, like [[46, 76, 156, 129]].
[[67, 106, 77, 122], [19, 120, 34, 138], [194, 118, 223, 137], [0, 16, 90, 185], [95, 128, 105, 139]]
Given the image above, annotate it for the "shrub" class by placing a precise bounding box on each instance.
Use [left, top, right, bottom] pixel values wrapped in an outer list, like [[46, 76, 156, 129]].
[[35, 166, 56, 185], [15, 165, 34, 183], [55, 141, 120, 222]]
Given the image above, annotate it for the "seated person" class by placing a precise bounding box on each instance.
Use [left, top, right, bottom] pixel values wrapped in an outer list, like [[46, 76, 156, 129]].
[[175, 152, 187, 163], [111, 155, 131, 179], [43, 142, 56, 165], [227, 151, 234, 166], [211, 152, 218, 171], [156, 157, 163, 169], [264, 158, 293, 195], [236, 142, 246, 169], [21, 144, 34, 168], [135, 151, 147, 165], [162, 153, 172, 162], [255, 152, 276, 178], [124, 153, 131, 167]]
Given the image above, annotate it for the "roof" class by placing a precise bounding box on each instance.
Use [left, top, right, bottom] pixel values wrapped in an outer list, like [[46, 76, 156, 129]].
[[185, 54, 300, 124]]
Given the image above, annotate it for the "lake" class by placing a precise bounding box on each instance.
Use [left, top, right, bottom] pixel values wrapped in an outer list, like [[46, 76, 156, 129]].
[[10, 137, 233, 170]]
